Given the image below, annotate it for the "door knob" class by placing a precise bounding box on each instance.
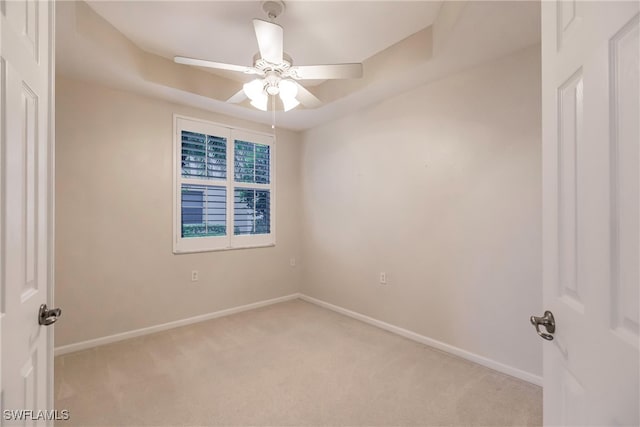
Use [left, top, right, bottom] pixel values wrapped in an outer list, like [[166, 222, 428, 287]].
[[38, 304, 62, 326], [530, 310, 555, 340]]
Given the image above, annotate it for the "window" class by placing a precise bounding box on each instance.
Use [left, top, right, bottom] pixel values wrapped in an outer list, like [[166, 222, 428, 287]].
[[174, 116, 275, 253]]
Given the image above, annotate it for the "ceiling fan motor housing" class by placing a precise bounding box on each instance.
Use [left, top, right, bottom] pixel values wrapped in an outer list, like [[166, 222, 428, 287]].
[[265, 71, 281, 95], [253, 52, 293, 72]]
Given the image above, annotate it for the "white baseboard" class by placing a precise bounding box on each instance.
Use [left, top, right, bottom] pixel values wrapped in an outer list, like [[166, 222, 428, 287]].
[[54, 293, 300, 356], [298, 294, 542, 387], [56, 292, 543, 387]]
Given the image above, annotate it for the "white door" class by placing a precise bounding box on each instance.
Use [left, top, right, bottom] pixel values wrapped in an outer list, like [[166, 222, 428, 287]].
[[541, 1, 639, 426], [1, 0, 56, 423]]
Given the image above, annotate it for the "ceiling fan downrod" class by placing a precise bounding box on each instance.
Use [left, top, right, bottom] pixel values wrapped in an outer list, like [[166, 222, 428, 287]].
[[262, 1, 285, 21]]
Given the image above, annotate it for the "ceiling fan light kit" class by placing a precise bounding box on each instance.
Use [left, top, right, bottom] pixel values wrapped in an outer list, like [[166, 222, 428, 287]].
[[242, 75, 299, 112], [174, 1, 363, 113]]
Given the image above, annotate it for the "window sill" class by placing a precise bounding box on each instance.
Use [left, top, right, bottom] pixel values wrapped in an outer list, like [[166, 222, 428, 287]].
[[173, 243, 275, 255]]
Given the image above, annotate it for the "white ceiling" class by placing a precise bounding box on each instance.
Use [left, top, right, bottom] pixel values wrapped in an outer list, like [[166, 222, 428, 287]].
[[85, 1, 444, 67], [56, 1, 541, 131]]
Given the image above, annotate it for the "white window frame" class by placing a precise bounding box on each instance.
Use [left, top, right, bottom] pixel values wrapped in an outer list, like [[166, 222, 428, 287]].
[[173, 115, 276, 254]]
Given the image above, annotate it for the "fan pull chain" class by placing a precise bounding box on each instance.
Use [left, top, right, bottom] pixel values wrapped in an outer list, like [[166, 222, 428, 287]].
[[271, 95, 276, 130]]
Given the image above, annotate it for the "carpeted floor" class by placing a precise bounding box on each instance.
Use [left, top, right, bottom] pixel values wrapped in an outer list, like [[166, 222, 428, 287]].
[[55, 299, 542, 426]]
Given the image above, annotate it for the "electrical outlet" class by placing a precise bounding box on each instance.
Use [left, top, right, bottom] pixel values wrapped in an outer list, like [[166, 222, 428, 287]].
[[191, 270, 199, 282], [379, 272, 387, 284], [290, 257, 296, 267]]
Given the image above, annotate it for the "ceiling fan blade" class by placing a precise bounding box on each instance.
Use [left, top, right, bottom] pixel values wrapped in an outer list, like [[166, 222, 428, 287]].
[[174, 56, 257, 74], [289, 63, 363, 80], [227, 89, 248, 104], [294, 82, 322, 109], [253, 19, 284, 64]]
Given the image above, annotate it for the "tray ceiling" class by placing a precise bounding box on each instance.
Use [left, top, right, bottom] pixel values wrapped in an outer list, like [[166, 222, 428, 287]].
[[56, 1, 540, 131]]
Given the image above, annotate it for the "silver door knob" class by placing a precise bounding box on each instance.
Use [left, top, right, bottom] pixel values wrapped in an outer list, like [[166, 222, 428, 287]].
[[530, 310, 555, 340], [38, 304, 62, 326]]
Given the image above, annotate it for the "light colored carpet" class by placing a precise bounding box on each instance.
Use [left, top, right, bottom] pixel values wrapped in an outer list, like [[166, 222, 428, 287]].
[[55, 299, 542, 426]]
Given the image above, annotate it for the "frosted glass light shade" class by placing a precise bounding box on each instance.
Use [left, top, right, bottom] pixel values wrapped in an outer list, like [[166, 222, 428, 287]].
[[250, 94, 268, 111], [279, 79, 298, 100], [281, 96, 300, 112], [243, 79, 265, 100], [279, 79, 299, 111]]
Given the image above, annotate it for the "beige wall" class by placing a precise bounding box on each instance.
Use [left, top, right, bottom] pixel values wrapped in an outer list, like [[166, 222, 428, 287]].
[[300, 46, 542, 376], [55, 77, 303, 346], [56, 45, 542, 378]]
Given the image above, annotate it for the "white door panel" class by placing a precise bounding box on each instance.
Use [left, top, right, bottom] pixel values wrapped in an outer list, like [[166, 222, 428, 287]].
[[542, 1, 639, 426], [1, 0, 55, 424]]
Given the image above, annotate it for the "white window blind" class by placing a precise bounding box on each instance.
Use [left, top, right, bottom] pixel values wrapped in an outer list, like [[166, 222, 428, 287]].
[[181, 185, 226, 238], [174, 116, 275, 253], [234, 140, 270, 184], [181, 131, 227, 180], [234, 189, 271, 235]]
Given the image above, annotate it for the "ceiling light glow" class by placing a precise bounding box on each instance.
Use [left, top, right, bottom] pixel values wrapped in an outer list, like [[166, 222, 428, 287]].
[[243, 79, 265, 101], [243, 77, 300, 112], [250, 93, 268, 111], [281, 96, 300, 112], [279, 79, 298, 100]]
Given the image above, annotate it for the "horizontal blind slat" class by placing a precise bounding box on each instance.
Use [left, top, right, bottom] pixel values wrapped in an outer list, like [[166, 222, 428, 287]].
[[181, 130, 227, 179], [233, 188, 270, 236], [234, 140, 270, 184], [181, 184, 227, 238]]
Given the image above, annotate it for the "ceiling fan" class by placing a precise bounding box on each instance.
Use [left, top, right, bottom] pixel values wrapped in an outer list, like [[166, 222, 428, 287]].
[[174, 1, 363, 112]]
